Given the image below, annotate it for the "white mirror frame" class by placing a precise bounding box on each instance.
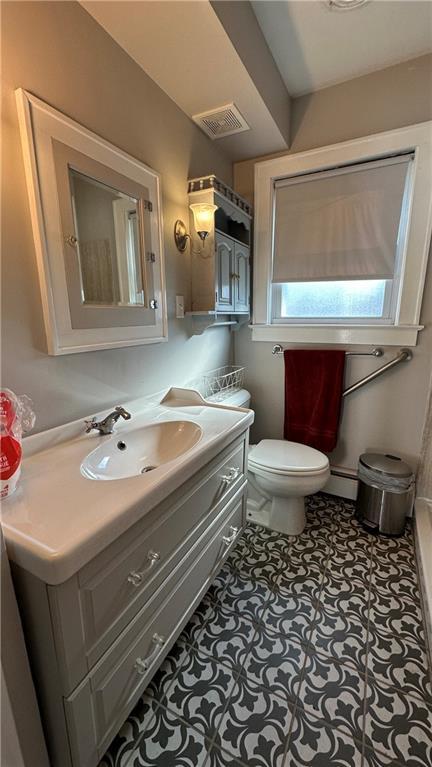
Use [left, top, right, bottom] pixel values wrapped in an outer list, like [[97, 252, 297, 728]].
[[16, 89, 167, 355], [253, 121, 432, 346]]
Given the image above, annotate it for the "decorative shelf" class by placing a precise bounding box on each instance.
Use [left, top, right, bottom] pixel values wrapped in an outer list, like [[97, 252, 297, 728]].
[[186, 312, 249, 335]]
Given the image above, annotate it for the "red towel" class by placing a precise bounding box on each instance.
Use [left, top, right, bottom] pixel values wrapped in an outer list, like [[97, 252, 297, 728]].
[[284, 350, 346, 453]]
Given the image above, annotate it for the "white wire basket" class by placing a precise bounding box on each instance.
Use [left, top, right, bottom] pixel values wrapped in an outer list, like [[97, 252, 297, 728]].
[[202, 365, 245, 400]]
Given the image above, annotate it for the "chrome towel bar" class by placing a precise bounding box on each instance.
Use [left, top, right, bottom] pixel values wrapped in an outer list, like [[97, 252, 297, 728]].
[[271, 345, 413, 397], [342, 348, 412, 397], [272, 345, 383, 357]]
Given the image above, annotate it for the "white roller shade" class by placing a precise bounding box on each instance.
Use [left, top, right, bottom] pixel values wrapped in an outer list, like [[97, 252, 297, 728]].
[[272, 155, 412, 283]]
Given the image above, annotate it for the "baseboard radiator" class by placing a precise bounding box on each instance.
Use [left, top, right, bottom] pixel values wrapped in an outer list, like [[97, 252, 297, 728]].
[[325, 466, 358, 501]]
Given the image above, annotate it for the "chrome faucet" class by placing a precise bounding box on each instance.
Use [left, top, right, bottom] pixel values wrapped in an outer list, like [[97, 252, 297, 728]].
[[85, 406, 131, 435]]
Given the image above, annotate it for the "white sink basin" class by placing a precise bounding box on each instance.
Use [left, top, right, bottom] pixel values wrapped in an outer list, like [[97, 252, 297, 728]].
[[81, 420, 202, 480]]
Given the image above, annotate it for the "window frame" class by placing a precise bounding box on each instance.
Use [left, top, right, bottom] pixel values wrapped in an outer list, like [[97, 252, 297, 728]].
[[252, 122, 432, 346]]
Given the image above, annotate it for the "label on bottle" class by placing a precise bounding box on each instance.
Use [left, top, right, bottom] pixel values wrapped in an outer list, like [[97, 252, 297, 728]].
[[0, 435, 22, 480]]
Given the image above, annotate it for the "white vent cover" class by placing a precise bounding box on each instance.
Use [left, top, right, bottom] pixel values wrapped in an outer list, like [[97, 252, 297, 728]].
[[192, 104, 250, 140]]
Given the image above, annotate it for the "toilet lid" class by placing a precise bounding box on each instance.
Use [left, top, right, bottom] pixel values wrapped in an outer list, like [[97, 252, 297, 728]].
[[248, 439, 329, 474]]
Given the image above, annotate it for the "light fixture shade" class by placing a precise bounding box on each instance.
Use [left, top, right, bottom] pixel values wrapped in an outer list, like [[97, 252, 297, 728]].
[[327, 0, 369, 9], [189, 203, 218, 240]]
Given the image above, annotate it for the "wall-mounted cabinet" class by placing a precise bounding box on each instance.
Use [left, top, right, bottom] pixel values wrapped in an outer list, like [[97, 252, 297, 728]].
[[187, 176, 252, 328], [215, 233, 250, 314]]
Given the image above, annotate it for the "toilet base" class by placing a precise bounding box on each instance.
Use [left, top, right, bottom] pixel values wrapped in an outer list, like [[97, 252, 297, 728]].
[[246, 496, 306, 536]]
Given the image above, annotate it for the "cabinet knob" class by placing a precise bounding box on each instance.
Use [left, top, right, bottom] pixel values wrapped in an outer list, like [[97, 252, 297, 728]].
[[64, 234, 78, 247], [127, 550, 161, 587], [134, 633, 166, 674], [222, 526, 239, 546], [220, 466, 240, 484]]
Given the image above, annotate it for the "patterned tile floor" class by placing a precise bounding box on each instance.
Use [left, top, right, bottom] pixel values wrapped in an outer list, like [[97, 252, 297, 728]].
[[100, 494, 432, 767]]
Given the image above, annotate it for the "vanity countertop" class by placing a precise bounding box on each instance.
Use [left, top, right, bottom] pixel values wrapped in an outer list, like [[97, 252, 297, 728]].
[[0, 388, 253, 585]]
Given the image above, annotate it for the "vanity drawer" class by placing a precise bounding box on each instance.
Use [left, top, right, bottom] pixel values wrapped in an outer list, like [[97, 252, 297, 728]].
[[65, 495, 245, 765], [76, 437, 246, 669]]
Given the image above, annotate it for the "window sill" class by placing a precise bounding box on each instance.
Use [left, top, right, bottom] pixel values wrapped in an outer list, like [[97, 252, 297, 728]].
[[250, 324, 423, 346]]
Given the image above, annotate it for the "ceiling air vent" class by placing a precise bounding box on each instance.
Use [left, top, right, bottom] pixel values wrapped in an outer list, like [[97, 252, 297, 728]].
[[192, 104, 250, 140]]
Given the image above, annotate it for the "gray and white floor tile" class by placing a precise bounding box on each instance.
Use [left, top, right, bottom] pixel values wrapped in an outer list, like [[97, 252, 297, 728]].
[[283, 709, 364, 766], [364, 676, 432, 766], [214, 675, 294, 767], [129, 704, 211, 767], [368, 591, 426, 646], [99, 494, 431, 767], [240, 623, 306, 701], [163, 648, 237, 739], [319, 572, 370, 624], [218, 569, 273, 623], [366, 626, 432, 702], [261, 592, 318, 644], [275, 559, 325, 601], [193, 602, 257, 672], [99, 695, 159, 767], [310, 607, 368, 674], [296, 653, 367, 742]]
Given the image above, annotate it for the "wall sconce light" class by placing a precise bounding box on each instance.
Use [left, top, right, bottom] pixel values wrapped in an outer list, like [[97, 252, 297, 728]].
[[189, 203, 218, 241], [174, 203, 218, 252], [174, 220, 189, 252]]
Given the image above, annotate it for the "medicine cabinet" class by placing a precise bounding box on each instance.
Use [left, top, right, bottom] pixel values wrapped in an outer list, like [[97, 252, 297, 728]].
[[16, 89, 167, 355]]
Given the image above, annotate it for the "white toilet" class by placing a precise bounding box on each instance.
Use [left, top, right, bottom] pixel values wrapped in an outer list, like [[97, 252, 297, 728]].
[[217, 388, 330, 536]]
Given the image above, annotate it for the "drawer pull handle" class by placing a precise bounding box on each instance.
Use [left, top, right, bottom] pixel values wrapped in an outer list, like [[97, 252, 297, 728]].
[[134, 633, 166, 674], [220, 467, 240, 484], [222, 526, 239, 547], [127, 550, 161, 587]]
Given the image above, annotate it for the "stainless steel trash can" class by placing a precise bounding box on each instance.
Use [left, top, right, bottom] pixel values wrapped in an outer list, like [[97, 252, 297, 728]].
[[356, 453, 415, 536]]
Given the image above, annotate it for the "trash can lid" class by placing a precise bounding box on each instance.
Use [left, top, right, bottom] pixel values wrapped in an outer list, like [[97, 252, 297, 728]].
[[359, 452, 413, 478]]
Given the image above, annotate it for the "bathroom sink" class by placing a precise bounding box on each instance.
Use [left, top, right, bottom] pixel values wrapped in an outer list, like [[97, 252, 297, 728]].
[[81, 420, 202, 480]]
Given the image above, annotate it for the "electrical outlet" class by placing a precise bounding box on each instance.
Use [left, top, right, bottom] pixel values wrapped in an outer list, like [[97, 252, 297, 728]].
[[175, 295, 185, 319]]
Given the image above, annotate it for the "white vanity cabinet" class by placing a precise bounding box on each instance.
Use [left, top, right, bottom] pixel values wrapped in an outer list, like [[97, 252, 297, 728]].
[[11, 432, 249, 767]]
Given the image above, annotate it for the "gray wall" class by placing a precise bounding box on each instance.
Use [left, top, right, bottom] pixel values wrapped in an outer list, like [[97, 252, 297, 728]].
[[1, 1, 233, 433], [211, 0, 291, 146], [290, 53, 432, 154], [233, 54, 432, 473], [234, 54, 432, 201]]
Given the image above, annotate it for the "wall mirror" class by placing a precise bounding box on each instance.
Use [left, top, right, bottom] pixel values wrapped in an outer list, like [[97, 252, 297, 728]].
[[16, 89, 167, 354], [69, 169, 145, 308]]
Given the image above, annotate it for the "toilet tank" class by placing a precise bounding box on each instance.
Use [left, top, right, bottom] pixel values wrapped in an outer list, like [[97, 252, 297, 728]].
[[206, 388, 252, 409]]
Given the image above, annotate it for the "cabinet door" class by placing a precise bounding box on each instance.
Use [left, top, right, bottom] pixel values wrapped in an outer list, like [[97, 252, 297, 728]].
[[215, 233, 234, 312], [234, 243, 250, 313]]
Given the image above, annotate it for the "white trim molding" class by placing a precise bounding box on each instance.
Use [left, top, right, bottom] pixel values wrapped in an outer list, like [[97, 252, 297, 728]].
[[250, 323, 423, 346], [16, 89, 168, 355], [252, 122, 432, 347], [414, 498, 432, 646]]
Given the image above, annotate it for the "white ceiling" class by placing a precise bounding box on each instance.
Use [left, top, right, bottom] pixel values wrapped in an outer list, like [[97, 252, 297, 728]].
[[81, 1, 289, 160], [252, 0, 432, 96]]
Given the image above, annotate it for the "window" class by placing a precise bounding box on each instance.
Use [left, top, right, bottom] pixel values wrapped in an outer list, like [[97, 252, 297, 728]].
[[273, 280, 389, 321], [271, 155, 411, 324], [253, 123, 432, 346]]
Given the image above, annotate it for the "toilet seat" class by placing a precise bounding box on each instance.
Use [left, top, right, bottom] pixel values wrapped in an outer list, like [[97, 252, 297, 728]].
[[249, 439, 329, 476], [249, 462, 329, 479]]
